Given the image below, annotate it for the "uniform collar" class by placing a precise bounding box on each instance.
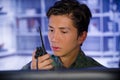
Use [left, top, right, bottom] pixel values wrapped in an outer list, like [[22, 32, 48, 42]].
[[51, 49, 87, 70]]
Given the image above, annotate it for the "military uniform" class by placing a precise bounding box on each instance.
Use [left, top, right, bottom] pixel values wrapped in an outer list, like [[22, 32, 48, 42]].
[[22, 50, 104, 70]]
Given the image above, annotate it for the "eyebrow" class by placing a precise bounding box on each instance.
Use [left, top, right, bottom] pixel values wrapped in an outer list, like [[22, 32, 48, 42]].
[[48, 25, 71, 30], [48, 25, 53, 28]]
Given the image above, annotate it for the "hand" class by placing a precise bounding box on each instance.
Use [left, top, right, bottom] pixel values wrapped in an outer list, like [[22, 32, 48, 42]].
[[31, 50, 54, 70]]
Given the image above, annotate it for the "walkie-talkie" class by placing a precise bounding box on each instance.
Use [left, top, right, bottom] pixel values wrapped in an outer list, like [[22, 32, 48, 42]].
[[35, 26, 63, 70], [34, 26, 46, 70], [34, 26, 46, 59]]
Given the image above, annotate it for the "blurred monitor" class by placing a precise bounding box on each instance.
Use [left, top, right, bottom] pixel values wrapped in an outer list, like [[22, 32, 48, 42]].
[[0, 68, 119, 80]]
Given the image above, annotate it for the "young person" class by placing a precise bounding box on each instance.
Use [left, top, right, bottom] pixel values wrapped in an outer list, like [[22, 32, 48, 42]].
[[22, 0, 104, 70]]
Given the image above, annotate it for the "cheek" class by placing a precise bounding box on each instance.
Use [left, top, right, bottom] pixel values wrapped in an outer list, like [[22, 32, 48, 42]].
[[62, 35, 79, 46]]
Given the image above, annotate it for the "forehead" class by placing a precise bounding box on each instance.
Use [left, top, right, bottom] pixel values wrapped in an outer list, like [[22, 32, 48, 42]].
[[48, 15, 74, 28]]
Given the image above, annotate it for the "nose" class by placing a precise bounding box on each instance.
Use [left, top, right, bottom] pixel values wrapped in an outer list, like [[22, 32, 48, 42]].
[[51, 31, 59, 42]]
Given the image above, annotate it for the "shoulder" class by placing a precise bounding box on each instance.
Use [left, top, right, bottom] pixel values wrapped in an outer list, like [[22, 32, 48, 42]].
[[85, 56, 105, 67], [80, 50, 105, 68]]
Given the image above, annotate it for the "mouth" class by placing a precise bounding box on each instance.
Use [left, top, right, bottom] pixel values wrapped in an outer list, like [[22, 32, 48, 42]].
[[51, 46, 61, 51]]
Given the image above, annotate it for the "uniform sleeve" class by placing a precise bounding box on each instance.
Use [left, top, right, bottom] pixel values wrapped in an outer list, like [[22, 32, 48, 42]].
[[21, 62, 31, 70]]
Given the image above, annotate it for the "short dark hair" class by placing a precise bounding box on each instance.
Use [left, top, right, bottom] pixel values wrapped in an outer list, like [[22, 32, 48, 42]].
[[47, 0, 92, 36]]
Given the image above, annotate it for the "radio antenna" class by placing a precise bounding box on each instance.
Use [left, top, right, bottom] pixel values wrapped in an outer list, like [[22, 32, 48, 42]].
[[38, 26, 46, 53]]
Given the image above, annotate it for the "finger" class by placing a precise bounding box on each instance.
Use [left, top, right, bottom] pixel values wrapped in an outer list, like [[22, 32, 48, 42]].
[[31, 50, 37, 70], [38, 58, 53, 69], [32, 50, 37, 61], [31, 61, 37, 70], [42, 64, 54, 70], [38, 54, 51, 63]]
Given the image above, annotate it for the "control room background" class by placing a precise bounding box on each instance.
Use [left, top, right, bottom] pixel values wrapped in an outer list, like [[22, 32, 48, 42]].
[[0, 0, 120, 70]]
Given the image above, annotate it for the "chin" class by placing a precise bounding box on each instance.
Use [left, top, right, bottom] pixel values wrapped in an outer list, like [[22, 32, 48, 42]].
[[53, 51, 63, 57]]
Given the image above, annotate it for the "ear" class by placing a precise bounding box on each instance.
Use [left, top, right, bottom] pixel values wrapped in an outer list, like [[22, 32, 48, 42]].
[[78, 31, 87, 44]]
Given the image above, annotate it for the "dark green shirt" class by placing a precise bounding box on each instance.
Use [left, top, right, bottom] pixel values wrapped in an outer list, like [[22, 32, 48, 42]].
[[22, 50, 104, 70]]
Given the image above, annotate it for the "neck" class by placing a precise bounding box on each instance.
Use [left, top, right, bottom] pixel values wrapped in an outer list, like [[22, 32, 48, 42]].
[[60, 47, 80, 68]]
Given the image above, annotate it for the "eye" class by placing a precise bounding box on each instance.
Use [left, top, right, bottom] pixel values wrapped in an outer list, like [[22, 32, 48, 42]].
[[61, 31, 68, 34], [48, 28, 54, 32]]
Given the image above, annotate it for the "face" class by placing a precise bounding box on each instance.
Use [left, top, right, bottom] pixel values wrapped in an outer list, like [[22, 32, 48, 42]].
[[48, 15, 83, 57]]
